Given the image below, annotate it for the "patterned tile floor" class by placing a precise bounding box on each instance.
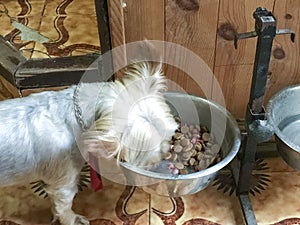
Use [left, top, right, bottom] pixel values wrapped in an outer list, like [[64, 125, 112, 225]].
[[0, 1, 300, 224]]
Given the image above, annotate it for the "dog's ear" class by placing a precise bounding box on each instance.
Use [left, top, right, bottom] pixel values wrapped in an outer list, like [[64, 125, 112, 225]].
[[82, 133, 121, 159]]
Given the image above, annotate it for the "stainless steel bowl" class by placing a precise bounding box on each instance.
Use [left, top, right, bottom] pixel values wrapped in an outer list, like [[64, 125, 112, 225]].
[[119, 92, 241, 197], [267, 84, 300, 170]]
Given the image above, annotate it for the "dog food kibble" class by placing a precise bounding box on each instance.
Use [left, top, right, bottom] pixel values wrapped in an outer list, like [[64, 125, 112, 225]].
[[175, 162, 185, 170], [202, 132, 210, 142], [164, 118, 221, 175], [180, 125, 189, 134], [174, 145, 183, 153]]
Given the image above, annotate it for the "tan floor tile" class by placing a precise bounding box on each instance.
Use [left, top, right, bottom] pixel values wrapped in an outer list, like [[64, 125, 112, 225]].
[[43, 0, 96, 16], [74, 178, 150, 224], [31, 0, 100, 58], [32, 14, 100, 58], [263, 157, 296, 173], [64, 0, 96, 16], [0, 1, 46, 58], [19, 0, 46, 18], [251, 172, 300, 225], [149, 169, 300, 225], [0, 0, 45, 29], [0, 178, 150, 225], [0, 185, 52, 224], [62, 15, 100, 47], [0, 0, 45, 35], [0, 1, 20, 35], [2, 0, 100, 59], [150, 184, 244, 225], [30, 42, 53, 58]]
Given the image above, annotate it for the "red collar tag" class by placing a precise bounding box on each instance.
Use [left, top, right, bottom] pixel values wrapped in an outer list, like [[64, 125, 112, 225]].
[[89, 153, 103, 191]]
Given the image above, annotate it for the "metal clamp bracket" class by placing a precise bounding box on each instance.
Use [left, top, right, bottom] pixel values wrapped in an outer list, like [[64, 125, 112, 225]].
[[234, 7, 295, 49]]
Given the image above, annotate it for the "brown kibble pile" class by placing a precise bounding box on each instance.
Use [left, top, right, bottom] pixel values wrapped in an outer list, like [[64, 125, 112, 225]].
[[164, 116, 221, 175]]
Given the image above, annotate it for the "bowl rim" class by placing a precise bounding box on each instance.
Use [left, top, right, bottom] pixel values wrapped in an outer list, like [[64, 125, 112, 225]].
[[267, 84, 300, 153], [120, 91, 241, 180]]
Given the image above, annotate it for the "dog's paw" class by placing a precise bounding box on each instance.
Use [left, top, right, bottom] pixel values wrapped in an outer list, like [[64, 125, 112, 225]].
[[74, 215, 90, 225], [51, 216, 60, 225]]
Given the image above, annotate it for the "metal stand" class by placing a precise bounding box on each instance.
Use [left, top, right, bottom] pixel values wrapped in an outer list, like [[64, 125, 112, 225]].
[[234, 7, 295, 225]]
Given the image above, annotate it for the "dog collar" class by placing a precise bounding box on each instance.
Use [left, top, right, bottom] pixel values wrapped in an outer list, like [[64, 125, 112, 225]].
[[73, 83, 88, 131], [73, 84, 103, 192]]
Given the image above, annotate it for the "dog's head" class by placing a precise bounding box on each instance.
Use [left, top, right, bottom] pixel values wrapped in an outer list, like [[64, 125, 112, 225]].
[[83, 62, 178, 168]]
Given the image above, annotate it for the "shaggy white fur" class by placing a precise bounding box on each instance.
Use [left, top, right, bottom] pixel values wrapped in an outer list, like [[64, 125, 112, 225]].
[[0, 61, 177, 225]]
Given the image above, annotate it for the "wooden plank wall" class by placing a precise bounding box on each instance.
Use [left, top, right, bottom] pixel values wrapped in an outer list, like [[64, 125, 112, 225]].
[[119, 0, 300, 118], [213, 0, 275, 116], [1, 0, 299, 119], [164, 0, 219, 99], [266, 0, 300, 102]]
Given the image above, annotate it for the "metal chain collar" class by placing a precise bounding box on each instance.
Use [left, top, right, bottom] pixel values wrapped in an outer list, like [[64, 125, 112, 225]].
[[73, 83, 88, 131]]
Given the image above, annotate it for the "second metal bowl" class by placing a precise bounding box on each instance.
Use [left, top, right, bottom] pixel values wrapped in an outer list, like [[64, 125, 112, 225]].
[[267, 84, 300, 170]]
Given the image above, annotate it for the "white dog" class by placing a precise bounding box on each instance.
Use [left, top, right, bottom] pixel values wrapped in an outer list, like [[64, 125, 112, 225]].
[[0, 61, 178, 225]]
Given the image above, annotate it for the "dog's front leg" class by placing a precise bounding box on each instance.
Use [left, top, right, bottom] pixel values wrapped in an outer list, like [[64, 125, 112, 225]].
[[46, 179, 89, 225]]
